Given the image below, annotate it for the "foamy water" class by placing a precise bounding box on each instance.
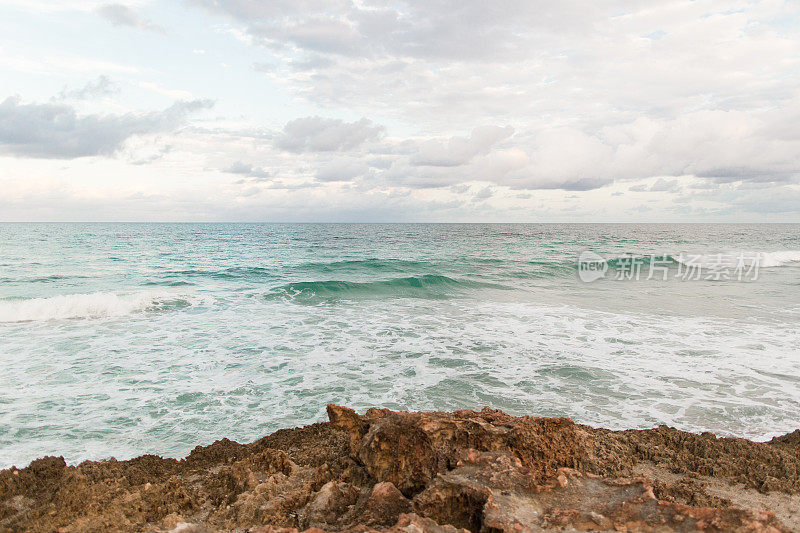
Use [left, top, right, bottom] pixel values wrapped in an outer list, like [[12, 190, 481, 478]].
[[1, 223, 799, 468]]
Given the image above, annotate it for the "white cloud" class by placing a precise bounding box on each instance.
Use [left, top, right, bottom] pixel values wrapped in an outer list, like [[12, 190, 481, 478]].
[[139, 81, 195, 100], [629, 178, 680, 193], [274, 116, 384, 152], [194, 1, 799, 122], [2, 0, 152, 13], [315, 157, 371, 182], [473, 186, 493, 200], [411, 126, 514, 167]]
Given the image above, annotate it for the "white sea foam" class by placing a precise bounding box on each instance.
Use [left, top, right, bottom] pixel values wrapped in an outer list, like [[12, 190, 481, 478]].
[[758, 251, 800, 267], [0, 291, 201, 323], [2, 293, 799, 468], [674, 251, 800, 268]]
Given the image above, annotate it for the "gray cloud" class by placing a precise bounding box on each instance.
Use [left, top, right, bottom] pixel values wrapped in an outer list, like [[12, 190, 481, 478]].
[[193, 1, 600, 61], [695, 167, 796, 183], [0, 97, 212, 159], [275, 116, 384, 152], [224, 160, 271, 180], [450, 184, 471, 194], [97, 3, 165, 33]]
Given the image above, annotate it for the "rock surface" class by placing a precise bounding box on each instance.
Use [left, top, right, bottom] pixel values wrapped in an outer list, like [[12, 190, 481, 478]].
[[1, 405, 798, 532]]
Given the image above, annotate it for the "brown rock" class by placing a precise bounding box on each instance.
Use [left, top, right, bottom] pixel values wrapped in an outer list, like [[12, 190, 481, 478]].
[[328, 405, 588, 497], [359, 482, 412, 526], [0, 405, 797, 532], [299, 480, 361, 529]]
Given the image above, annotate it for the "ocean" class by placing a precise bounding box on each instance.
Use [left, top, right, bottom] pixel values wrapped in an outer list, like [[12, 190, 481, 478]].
[[1, 223, 799, 469]]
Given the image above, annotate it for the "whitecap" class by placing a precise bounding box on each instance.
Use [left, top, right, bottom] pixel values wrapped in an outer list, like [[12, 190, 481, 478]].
[[0, 291, 204, 323], [759, 251, 800, 267]]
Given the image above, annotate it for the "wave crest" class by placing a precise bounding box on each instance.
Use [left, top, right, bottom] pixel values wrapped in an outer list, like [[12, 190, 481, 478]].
[[297, 258, 427, 273], [758, 251, 800, 267], [0, 291, 201, 323], [269, 274, 506, 300]]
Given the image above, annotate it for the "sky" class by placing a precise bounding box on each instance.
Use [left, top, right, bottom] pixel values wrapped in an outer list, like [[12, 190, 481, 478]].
[[1, 0, 799, 222]]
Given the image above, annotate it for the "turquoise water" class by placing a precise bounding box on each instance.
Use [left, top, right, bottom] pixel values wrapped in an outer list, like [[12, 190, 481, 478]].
[[1, 223, 799, 468]]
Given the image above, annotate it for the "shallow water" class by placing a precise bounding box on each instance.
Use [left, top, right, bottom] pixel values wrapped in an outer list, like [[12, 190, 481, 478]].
[[1, 223, 799, 468]]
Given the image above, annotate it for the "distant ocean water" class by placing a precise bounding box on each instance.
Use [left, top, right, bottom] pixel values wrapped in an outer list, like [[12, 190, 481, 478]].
[[1, 223, 799, 468]]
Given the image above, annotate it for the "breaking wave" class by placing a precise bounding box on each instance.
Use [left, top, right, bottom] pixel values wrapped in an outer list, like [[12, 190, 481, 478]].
[[0, 291, 204, 323], [753, 251, 800, 267]]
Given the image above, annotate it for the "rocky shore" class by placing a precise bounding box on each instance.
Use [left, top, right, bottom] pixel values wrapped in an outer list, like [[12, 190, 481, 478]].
[[1, 405, 799, 532]]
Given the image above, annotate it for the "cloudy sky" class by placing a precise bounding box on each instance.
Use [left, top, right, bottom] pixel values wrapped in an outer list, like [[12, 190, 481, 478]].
[[1, 0, 799, 221]]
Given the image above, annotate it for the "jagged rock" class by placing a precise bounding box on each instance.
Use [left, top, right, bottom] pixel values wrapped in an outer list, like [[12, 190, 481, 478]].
[[326, 404, 588, 497], [359, 482, 413, 526], [299, 480, 361, 529], [1, 405, 797, 532]]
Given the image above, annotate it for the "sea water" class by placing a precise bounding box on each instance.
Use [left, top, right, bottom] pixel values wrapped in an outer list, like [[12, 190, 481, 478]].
[[1, 223, 799, 468]]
